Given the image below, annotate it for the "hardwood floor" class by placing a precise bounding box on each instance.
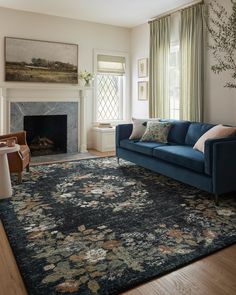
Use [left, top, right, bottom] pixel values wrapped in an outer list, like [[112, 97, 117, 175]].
[[0, 150, 235, 295], [122, 244, 236, 295], [89, 149, 116, 157], [0, 221, 27, 295]]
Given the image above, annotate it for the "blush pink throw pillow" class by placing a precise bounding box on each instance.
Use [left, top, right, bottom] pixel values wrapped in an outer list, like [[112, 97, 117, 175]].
[[193, 124, 236, 153]]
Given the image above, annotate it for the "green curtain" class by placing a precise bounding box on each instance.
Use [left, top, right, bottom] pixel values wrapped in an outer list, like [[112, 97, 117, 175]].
[[180, 4, 204, 122], [149, 16, 170, 118]]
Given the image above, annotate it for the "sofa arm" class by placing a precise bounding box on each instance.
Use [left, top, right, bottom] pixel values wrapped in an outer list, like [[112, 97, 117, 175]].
[[0, 131, 27, 145], [116, 124, 133, 147], [204, 137, 236, 175], [211, 140, 236, 195]]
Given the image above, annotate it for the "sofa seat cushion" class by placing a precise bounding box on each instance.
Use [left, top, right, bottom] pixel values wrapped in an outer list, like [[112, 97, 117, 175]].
[[120, 139, 165, 156], [153, 145, 205, 173]]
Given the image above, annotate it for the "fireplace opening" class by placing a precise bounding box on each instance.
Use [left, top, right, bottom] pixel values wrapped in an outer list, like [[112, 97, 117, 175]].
[[24, 115, 67, 157]]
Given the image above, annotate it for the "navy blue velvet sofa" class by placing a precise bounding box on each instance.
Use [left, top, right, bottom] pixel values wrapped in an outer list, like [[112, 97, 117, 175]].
[[116, 120, 236, 203]]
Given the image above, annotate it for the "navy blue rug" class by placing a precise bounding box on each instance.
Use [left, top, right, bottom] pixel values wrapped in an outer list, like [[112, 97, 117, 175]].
[[0, 157, 235, 295]]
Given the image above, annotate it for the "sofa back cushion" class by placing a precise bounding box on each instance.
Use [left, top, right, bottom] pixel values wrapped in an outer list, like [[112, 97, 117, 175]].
[[160, 120, 191, 144], [185, 122, 215, 146]]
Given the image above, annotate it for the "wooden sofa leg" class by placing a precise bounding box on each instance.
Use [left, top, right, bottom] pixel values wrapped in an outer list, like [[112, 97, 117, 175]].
[[18, 172, 22, 184], [26, 164, 30, 172], [117, 157, 120, 165], [215, 194, 219, 206]]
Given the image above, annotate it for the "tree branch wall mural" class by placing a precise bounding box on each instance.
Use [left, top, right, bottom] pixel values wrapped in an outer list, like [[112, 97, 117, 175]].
[[206, 0, 236, 88]]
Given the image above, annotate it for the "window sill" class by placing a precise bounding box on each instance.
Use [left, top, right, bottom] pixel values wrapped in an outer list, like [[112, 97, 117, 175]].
[[93, 120, 129, 127], [92, 126, 115, 132]]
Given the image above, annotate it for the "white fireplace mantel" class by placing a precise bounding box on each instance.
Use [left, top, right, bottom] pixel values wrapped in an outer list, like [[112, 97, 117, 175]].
[[0, 82, 92, 153]]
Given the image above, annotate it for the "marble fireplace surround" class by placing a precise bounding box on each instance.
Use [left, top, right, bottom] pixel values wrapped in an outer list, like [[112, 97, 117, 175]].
[[0, 83, 90, 153], [11, 102, 78, 154]]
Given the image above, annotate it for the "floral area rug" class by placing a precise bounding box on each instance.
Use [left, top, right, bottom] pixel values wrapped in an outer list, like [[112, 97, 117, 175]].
[[0, 157, 235, 295]]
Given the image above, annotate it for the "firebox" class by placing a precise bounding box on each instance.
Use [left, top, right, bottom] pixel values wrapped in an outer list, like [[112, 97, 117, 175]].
[[24, 115, 67, 157]]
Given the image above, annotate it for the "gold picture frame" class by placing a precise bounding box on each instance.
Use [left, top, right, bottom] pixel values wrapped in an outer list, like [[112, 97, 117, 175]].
[[138, 81, 148, 101], [138, 58, 148, 78]]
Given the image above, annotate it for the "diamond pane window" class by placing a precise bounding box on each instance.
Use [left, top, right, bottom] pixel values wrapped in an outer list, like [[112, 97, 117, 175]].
[[95, 53, 126, 122], [96, 74, 123, 121]]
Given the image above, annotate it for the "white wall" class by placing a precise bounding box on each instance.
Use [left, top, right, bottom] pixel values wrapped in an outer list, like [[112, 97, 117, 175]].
[[204, 0, 236, 126], [131, 23, 149, 118], [131, 0, 236, 125], [0, 7, 131, 147]]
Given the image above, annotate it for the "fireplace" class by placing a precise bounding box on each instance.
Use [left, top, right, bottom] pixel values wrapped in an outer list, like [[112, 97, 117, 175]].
[[24, 115, 67, 156]]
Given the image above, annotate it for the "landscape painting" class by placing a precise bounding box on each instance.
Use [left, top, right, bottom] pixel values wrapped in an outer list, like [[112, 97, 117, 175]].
[[5, 37, 78, 84]]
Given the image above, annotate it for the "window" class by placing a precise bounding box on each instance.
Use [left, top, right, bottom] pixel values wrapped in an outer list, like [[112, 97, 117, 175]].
[[96, 74, 123, 121], [169, 43, 180, 120], [94, 53, 126, 122]]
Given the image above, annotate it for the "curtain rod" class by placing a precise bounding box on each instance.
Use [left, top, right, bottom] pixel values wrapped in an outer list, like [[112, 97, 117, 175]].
[[148, 0, 204, 23]]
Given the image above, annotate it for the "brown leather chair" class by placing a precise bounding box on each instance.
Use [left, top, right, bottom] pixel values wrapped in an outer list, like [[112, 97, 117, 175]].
[[0, 131, 30, 183]]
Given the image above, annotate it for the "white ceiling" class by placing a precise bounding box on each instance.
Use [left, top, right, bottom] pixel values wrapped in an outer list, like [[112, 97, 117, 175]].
[[0, 0, 196, 28]]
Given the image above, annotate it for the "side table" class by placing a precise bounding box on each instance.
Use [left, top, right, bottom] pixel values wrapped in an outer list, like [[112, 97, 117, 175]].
[[0, 144, 20, 199], [92, 127, 115, 152]]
